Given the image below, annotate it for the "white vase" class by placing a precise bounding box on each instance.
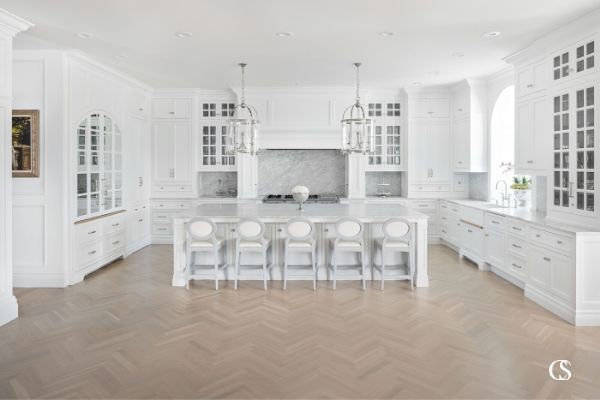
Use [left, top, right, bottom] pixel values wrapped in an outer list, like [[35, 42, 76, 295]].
[[513, 189, 529, 207]]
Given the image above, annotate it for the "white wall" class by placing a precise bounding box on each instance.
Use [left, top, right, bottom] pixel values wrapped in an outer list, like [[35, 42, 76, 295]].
[[13, 50, 67, 287]]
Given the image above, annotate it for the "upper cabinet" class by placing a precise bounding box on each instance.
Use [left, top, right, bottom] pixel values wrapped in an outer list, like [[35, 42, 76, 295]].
[[366, 100, 406, 171], [515, 96, 549, 173], [152, 98, 193, 119], [450, 80, 488, 172], [413, 98, 449, 119], [129, 90, 150, 119], [151, 122, 193, 197], [516, 59, 551, 98], [552, 38, 596, 84], [199, 98, 237, 171]]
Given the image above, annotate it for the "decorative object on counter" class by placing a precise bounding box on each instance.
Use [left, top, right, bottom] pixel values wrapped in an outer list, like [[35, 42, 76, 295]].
[[262, 193, 340, 204], [376, 176, 391, 197], [511, 176, 531, 207], [225, 63, 260, 155], [291, 185, 309, 210], [340, 62, 375, 155], [498, 161, 514, 174], [12, 109, 40, 177]]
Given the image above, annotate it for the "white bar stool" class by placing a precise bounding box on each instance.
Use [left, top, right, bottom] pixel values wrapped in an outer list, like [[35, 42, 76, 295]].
[[329, 217, 366, 290], [374, 218, 415, 290], [283, 217, 317, 291], [234, 218, 272, 290], [185, 217, 227, 290]]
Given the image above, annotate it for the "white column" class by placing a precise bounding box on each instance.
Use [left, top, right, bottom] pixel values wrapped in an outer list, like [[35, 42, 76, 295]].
[[346, 153, 366, 199], [415, 218, 429, 287], [237, 153, 258, 199], [0, 9, 32, 326]]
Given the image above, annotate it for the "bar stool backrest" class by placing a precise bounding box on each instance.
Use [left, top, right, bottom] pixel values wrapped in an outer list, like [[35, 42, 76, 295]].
[[236, 218, 266, 240], [187, 217, 217, 241], [286, 218, 315, 241], [382, 218, 411, 241], [335, 217, 364, 241]]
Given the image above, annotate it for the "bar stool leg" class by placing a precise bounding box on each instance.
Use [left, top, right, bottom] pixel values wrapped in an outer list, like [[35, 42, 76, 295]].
[[234, 248, 240, 290], [263, 249, 268, 291], [381, 248, 385, 291], [361, 248, 366, 291], [312, 247, 317, 291], [332, 249, 337, 290], [283, 246, 288, 291], [214, 248, 219, 291]]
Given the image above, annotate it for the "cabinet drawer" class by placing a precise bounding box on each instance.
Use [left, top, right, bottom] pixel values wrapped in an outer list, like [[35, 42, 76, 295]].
[[104, 232, 125, 255], [410, 200, 438, 211], [459, 206, 484, 227], [152, 201, 190, 210], [507, 219, 528, 237], [411, 184, 450, 192], [76, 220, 103, 245], [152, 211, 173, 223], [529, 227, 574, 255], [447, 203, 460, 215], [506, 234, 527, 258], [153, 184, 192, 193], [152, 223, 173, 235], [77, 240, 103, 270], [104, 215, 125, 235], [484, 213, 506, 232], [507, 253, 527, 280]]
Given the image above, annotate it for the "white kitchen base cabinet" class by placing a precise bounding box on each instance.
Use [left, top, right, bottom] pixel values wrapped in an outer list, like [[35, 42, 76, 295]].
[[72, 212, 127, 284]]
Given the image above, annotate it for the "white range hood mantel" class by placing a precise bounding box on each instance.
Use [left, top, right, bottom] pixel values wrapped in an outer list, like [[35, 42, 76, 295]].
[[229, 87, 402, 149]]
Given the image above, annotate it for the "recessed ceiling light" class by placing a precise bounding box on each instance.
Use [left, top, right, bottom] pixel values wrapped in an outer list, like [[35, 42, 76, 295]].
[[379, 31, 394, 37], [483, 31, 501, 37], [412, 82, 423, 86], [174, 32, 192, 39], [113, 54, 125, 60], [452, 52, 465, 58], [76, 32, 92, 39], [276, 31, 293, 38]]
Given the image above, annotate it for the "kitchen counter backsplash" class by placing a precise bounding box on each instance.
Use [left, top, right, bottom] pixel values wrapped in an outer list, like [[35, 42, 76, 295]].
[[198, 171, 237, 197], [257, 149, 346, 196], [469, 172, 489, 201], [365, 172, 403, 197]]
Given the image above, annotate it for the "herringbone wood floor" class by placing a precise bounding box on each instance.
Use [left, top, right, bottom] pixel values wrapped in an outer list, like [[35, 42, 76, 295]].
[[1, 245, 600, 399]]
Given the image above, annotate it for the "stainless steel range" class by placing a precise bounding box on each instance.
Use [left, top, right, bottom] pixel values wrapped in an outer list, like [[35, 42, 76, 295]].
[[262, 193, 340, 204]]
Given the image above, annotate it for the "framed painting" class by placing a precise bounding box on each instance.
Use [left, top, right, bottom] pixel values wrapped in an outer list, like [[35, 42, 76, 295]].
[[12, 109, 40, 177]]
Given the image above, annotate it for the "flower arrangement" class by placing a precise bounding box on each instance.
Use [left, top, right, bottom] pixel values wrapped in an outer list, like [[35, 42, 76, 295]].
[[510, 176, 531, 190]]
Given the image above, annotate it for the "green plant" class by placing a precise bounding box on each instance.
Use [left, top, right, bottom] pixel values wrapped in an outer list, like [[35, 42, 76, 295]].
[[510, 176, 531, 190]]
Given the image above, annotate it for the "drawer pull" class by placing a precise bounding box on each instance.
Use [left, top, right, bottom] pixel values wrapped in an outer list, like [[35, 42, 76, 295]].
[[535, 234, 541, 238], [88, 230, 97, 235], [138, 218, 144, 222], [442, 230, 447, 233], [112, 223, 120, 227], [112, 240, 120, 245], [468, 229, 473, 233], [511, 244, 522, 249], [88, 250, 97, 255], [512, 226, 522, 231], [231, 228, 236, 232], [484, 234, 489, 237], [158, 228, 167, 231], [557, 240, 563, 244], [492, 221, 499, 225], [543, 257, 551, 262], [512, 263, 522, 269], [526, 160, 533, 164]]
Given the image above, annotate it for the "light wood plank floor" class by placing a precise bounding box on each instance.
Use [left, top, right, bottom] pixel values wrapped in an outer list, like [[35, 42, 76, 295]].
[[1, 244, 600, 399]]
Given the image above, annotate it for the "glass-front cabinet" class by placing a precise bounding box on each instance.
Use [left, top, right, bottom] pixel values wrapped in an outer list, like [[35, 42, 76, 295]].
[[366, 101, 405, 170], [552, 39, 595, 82], [200, 101, 236, 171], [77, 113, 122, 218], [552, 84, 597, 215]]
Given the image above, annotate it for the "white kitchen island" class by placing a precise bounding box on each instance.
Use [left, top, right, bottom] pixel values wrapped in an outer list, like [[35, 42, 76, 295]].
[[172, 203, 430, 287]]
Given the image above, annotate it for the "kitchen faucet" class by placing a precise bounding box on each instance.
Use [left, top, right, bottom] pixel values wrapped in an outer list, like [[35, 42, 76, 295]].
[[495, 180, 510, 207]]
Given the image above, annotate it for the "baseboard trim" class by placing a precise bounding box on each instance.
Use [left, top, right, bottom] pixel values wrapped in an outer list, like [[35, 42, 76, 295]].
[[575, 310, 600, 326], [0, 294, 18, 326], [126, 237, 151, 256], [490, 266, 525, 290], [13, 272, 66, 288], [525, 284, 574, 324]]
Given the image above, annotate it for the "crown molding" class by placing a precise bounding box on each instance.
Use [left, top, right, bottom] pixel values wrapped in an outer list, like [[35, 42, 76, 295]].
[[0, 8, 33, 37]]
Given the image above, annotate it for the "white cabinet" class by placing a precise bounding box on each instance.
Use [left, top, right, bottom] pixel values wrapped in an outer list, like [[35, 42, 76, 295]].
[[412, 121, 450, 190], [152, 98, 193, 119], [552, 38, 596, 83], [529, 244, 574, 304], [451, 80, 487, 172], [515, 96, 549, 173], [459, 223, 484, 261], [127, 205, 149, 249], [126, 116, 149, 207], [199, 123, 236, 171], [414, 98, 449, 119], [367, 123, 405, 170], [129, 90, 150, 118], [516, 59, 550, 98], [151, 200, 192, 243], [152, 122, 193, 196], [483, 213, 506, 269]]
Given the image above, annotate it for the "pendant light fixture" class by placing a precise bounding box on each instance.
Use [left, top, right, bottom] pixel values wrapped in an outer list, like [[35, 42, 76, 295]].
[[225, 63, 260, 155], [340, 62, 374, 154]]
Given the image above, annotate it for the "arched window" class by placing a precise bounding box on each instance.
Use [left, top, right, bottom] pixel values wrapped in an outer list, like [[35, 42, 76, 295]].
[[76, 113, 122, 218], [490, 86, 515, 201]]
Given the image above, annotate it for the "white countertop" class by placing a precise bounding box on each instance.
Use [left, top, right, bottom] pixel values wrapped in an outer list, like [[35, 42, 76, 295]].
[[180, 202, 429, 223], [444, 199, 598, 234]]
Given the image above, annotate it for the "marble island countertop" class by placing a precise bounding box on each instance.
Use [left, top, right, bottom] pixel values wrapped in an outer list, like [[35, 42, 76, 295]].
[[183, 203, 429, 223], [444, 199, 598, 234]]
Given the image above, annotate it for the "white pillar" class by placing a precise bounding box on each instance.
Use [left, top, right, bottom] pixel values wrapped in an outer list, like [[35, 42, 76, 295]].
[[0, 9, 33, 326], [237, 153, 258, 199], [346, 154, 366, 199]]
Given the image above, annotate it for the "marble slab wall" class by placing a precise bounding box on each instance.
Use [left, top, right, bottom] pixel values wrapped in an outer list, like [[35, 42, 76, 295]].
[[365, 172, 403, 196], [534, 176, 547, 212], [198, 171, 237, 197], [469, 172, 489, 201], [257, 150, 346, 196]]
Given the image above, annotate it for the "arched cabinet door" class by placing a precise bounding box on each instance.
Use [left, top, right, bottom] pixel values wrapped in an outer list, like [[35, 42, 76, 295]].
[[76, 112, 123, 219]]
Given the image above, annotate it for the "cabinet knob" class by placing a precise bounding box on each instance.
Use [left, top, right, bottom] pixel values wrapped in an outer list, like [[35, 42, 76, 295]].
[[526, 160, 533, 164], [458, 108, 463, 112], [169, 111, 175, 115], [88, 250, 97, 255], [138, 218, 143, 222], [231, 228, 236, 232], [526, 84, 534, 88], [543, 257, 551, 262], [88, 230, 96, 235], [277, 228, 283, 232]]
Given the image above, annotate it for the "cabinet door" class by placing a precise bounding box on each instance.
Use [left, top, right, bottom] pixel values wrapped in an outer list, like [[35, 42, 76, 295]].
[[516, 66, 534, 97], [453, 117, 470, 169], [529, 245, 551, 290], [173, 123, 192, 182], [412, 122, 430, 182], [550, 252, 573, 302], [130, 117, 148, 204], [447, 217, 461, 245], [428, 123, 450, 183], [484, 229, 505, 268], [173, 99, 193, 119], [152, 99, 174, 118], [152, 123, 174, 182], [459, 224, 471, 253], [429, 99, 450, 118], [515, 100, 535, 171]]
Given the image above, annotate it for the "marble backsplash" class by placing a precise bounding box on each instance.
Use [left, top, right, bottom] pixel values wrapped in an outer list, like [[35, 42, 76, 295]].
[[198, 171, 237, 197], [257, 150, 346, 196], [469, 172, 489, 201], [366, 172, 403, 196]]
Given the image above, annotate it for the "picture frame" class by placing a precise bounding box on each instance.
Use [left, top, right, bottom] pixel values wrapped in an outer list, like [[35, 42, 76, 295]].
[[12, 109, 40, 178]]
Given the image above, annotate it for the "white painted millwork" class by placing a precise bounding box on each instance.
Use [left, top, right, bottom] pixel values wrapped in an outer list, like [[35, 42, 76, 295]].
[[151, 121, 193, 196], [411, 121, 451, 189], [515, 95, 549, 173], [0, 7, 32, 326], [152, 98, 192, 119]]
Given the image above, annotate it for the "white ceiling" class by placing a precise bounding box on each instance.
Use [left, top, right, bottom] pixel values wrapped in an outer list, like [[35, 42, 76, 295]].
[[3, 0, 600, 89]]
